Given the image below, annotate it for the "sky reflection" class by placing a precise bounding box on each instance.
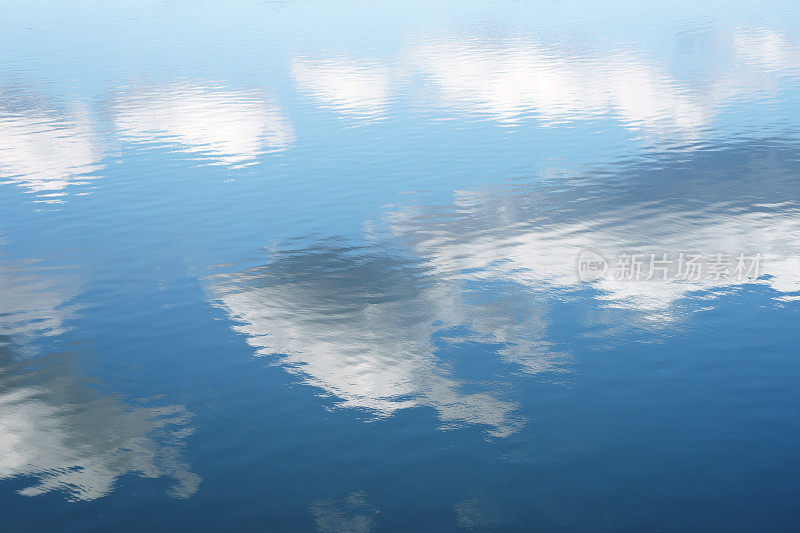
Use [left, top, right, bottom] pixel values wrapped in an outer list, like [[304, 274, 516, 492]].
[[0, 259, 199, 502], [114, 83, 293, 166], [0, 260, 81, 348], [208, 243, 564, 437], [0, 89, 102, 200], [205, 138, 800, 439], [292, 56, 393, 125], [0, 348, 199, 501], [412, 37, 709, 138], [390, 141, 800, 316], [2, 1, 800, 528], [410, 27, 800, 141]]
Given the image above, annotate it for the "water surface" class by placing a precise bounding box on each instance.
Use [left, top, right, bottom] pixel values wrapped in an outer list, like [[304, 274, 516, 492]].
[[2, 1, 800, 531]]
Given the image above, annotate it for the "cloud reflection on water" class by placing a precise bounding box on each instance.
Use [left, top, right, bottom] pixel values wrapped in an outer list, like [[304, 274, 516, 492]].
[[208, 139, 800, 437], [732, 28, 800, 73], [410, 29, 800, 139], [0, 90, 102, 200], [209, 243, 566, 438], [0, 260, 199, 501], [310, 491, 376, 533], [114, 83, 294, 166], [288, 26, 800, 141], [291, 56, 393, 125], [0, 348, 200, 501], [0, 260, 81, 347], [412, 36, 710, 139], [390, 141, 800, 316]]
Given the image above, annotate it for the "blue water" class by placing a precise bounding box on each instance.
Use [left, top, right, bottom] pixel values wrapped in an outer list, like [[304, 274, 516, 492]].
[[2, 1, 800, 530]]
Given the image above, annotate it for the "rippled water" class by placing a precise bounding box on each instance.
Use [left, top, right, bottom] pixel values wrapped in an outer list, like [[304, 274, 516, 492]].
[[2, 1, 800, 530]]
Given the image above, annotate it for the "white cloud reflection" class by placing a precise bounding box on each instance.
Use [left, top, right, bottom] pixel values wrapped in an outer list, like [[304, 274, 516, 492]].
[[0, 98, 102, 199], [291, 56, 392, 124], [412, 37, 709, 138], [0, 351, 200, 501], [407, 27, 800, 140], [0, 261, 81, 345], [207, 143, 800, 437], [732, 28, 800, 73], [209, 247, 564, 438], [0, 260, 199, 501], [114, 83, 294, 166], [390, 147, 800, 317]]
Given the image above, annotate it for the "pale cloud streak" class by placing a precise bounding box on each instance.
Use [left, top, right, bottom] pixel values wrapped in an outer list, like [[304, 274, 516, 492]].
[[0, 100, 102, 199], [291, 56, 393, 124], [114, 83, 294, 166]]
